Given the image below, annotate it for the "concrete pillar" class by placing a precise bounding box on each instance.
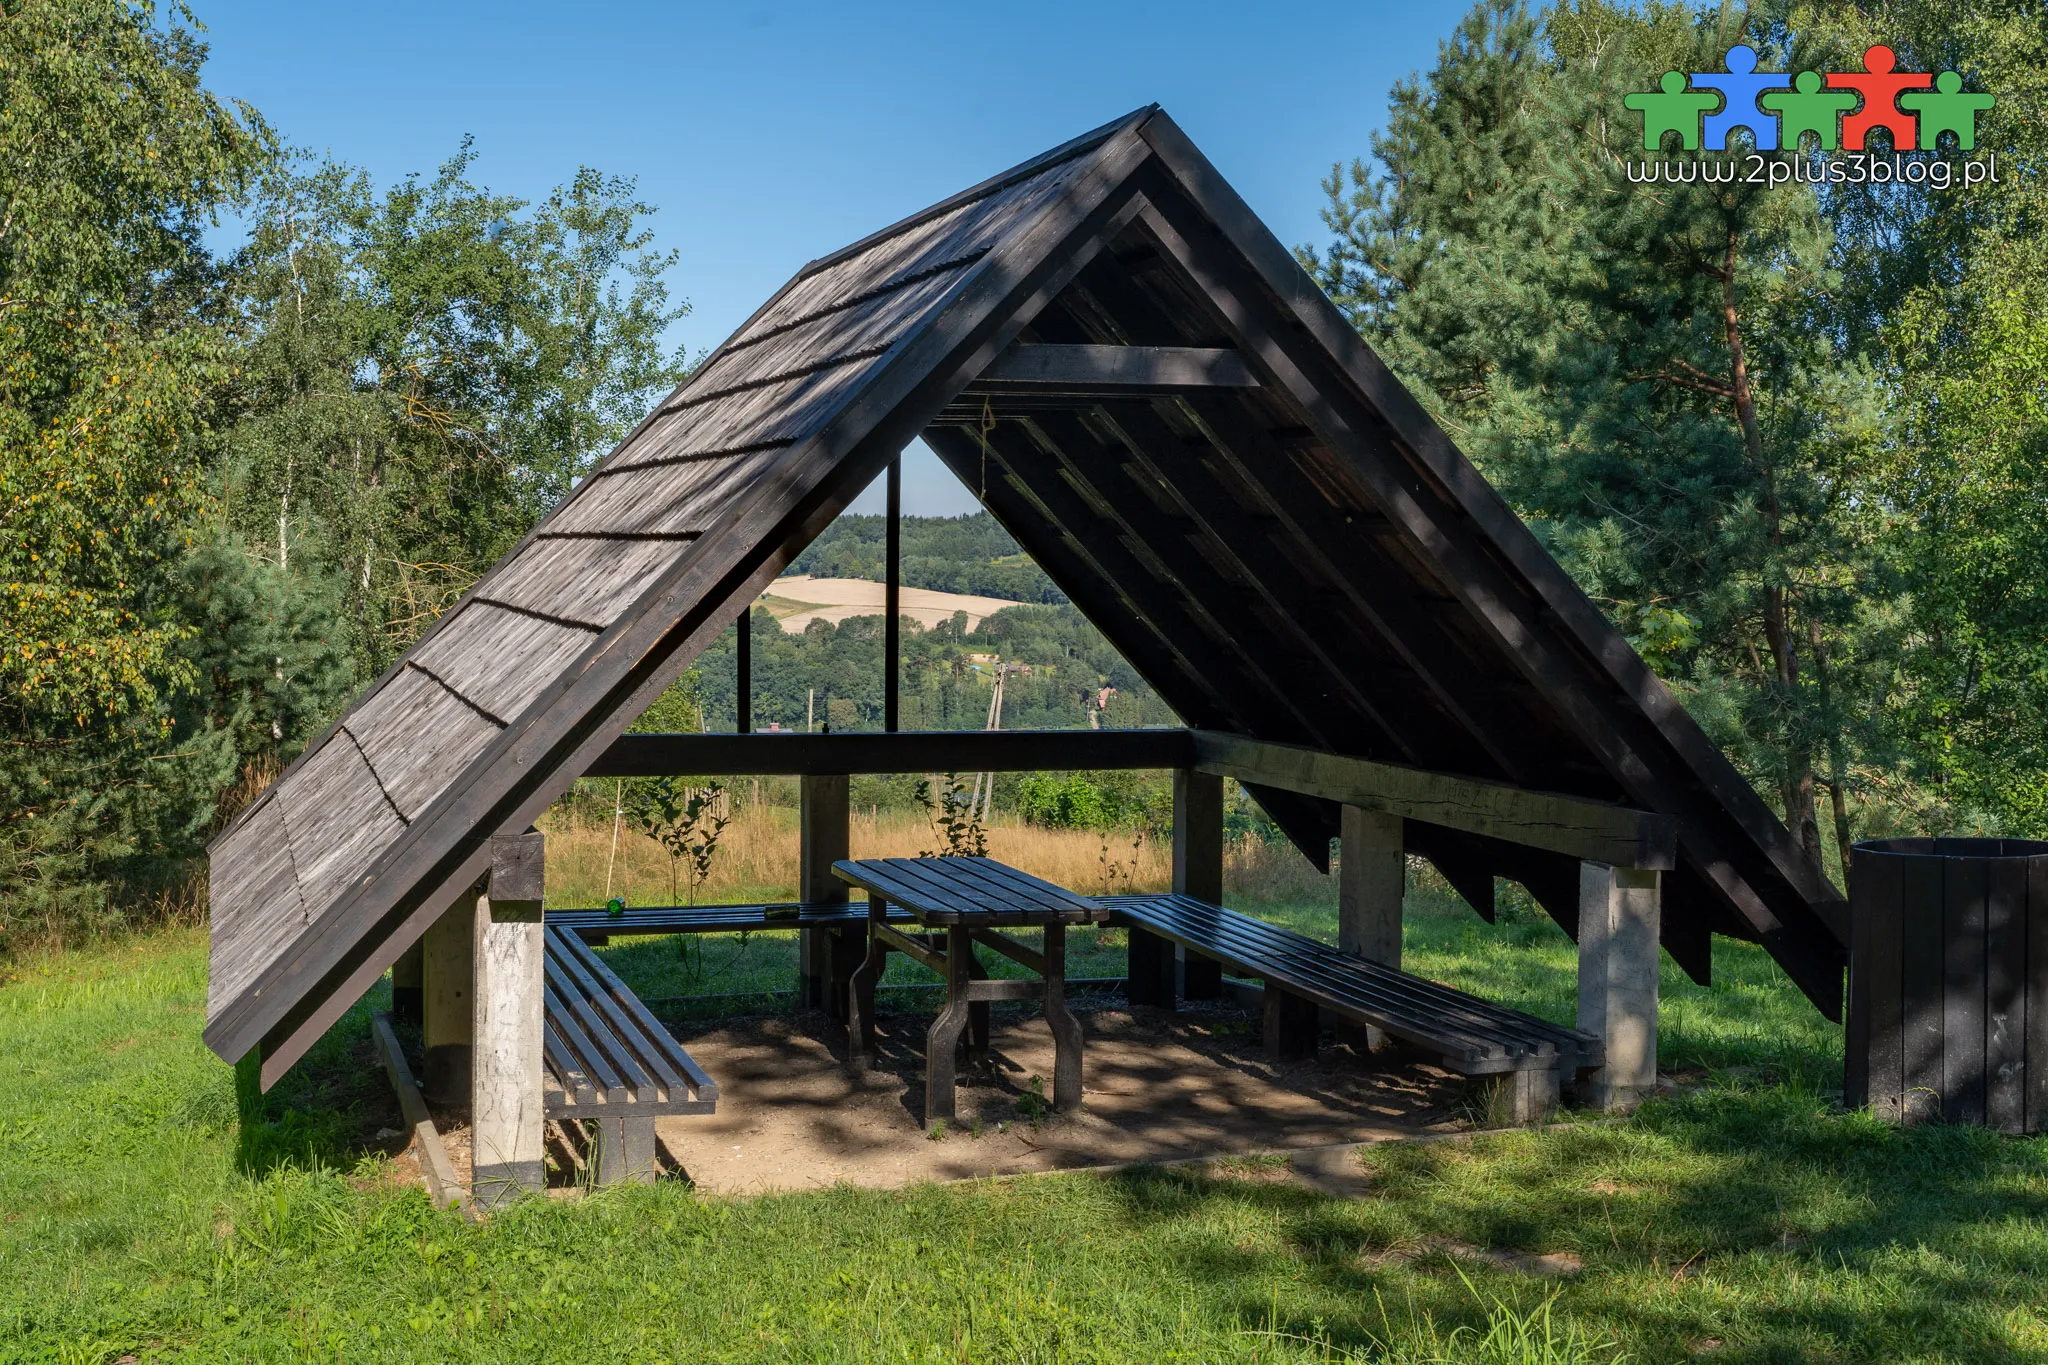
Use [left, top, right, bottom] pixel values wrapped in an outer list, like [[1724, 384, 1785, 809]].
[[1173, 769, 1225, 1000], [421, 897, 475, 1105], [799, 774, 851, 1013], [391, 940, 423, 1024], [472, 830, 547, 1206], [1576, 862, 1661, 1112], [1339, 805, 1403, 966]]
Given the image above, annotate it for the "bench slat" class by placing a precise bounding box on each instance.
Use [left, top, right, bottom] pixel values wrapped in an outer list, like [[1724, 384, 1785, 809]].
[[1136, 898, 1585, 1062], [546, 901, 916, 938], [1128, 897, 1567, 1059], [1110, 894, 1599, 1074], [550, 927, 719, 1101]]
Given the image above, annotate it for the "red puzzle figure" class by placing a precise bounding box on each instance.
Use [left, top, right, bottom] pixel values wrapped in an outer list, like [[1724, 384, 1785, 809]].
[[1827, 45, 1932, 151]]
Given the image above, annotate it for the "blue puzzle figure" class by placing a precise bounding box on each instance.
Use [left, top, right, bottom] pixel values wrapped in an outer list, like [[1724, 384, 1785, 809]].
[[1692, 44, 1792, 151]]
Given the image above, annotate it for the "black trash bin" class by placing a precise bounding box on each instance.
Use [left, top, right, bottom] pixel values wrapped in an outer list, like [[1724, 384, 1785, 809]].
[[1848, 837, 2048, 1130]]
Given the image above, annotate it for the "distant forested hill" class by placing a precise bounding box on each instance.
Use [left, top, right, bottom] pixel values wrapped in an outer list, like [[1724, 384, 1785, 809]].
[[787, 513, 1066, 604], [693, 603, 1174, 735]]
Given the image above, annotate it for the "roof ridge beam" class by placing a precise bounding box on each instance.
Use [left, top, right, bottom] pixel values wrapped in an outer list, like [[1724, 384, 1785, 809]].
[[970, 342, 1258, 391]]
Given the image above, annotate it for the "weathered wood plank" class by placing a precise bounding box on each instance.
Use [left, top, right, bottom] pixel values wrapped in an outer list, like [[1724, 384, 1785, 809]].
[[1191, 731, 1675, 871], [344, 666, 503, 821], [277, 735, 407, 925], [206, 797, 307, 1021], [408, 601, 599, 725]]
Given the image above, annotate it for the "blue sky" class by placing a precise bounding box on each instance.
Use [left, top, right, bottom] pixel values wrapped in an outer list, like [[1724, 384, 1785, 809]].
[[191, 0, 1473, 514]]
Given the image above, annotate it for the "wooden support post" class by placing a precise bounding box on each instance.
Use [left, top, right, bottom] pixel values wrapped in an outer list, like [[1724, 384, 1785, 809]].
[[1339, 806, 1404, 966], [391, 940, 423, 1025], [799, 774, 851, 1013], [846, 894, 887, 1073], [1339, 805, 1404, 1052], [1576, 862, 1662, 1112], [884, 454, 900, 733], [472, 830, 546, 1206], [1174, 769, 1225, 999], [421, 897, 475, 1106], [1264, 985, 1318, 1063]]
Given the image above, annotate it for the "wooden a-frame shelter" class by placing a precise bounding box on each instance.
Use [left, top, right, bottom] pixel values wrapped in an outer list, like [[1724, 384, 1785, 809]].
[[204, 108, 1847, 1111]]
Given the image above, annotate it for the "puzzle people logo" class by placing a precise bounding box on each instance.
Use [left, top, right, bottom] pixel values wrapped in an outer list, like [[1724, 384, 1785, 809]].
[[1625, 44, 1998, 187]]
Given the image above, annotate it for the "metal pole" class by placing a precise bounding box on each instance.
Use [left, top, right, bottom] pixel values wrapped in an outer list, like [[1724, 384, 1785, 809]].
[[885, 454, 901, 733], [735, 603, 752, 734]]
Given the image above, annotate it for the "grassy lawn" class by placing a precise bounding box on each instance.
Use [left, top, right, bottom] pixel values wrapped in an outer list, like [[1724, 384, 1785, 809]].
[[4, 887, 2045, 1362]]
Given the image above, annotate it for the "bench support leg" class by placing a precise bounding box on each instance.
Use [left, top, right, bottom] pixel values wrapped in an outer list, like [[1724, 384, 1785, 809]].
[[1489, 1067, 1561, 1125], [592, 1115, 656, 1186], [1045, 923, 1084, 1111], [799, 775, 851, 1010], [1264, 984, 1318, 1063], [472, 831, 547, 1207], [1127, 926, 1177, 1008], [964, 939, 991, 1066], [1577, 863, 1661, 1112], [1181, 946, 1224, 1001], [846, 896, 887, 1073], [925, 927, 974, 1123], [421, 898, 475, 1106]]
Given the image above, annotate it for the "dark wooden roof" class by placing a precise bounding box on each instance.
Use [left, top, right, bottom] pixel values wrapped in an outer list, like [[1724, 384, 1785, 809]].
[[206, 107, 1847, 1084]]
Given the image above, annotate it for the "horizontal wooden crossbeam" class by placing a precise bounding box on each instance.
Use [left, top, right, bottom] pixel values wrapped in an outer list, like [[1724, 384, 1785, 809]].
[[968, 343, 1258, 391], [585, 727, 1672, 868], [586, 727, 1194, 776], [1189, 732, 1676, 871]]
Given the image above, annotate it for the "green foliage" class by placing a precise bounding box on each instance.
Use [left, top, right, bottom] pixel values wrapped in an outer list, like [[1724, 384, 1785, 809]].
[[1015, 770, 1169, 832], [222, 142, 691, 680], [696, 600, 1176, 736], [0, 0, 270, 942], [914, 772, 988, 857], [788, 511, 1067, 603], [632, 777, 729, 906], [1298, 0, 2048, 861]]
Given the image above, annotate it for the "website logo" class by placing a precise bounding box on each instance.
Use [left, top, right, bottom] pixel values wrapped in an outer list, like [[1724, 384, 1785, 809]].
[[1624, 44, 1998, 188]]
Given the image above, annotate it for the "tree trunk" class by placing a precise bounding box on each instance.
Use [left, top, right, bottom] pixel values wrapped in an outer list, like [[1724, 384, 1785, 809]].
[[1722, 232, 1820, 860]]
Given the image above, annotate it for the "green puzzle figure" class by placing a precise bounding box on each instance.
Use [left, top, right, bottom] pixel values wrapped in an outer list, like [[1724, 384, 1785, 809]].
[[1625, 71, 1719, 151], [1758, 71, 1859, 151], [1899, 71, 1995, 151]]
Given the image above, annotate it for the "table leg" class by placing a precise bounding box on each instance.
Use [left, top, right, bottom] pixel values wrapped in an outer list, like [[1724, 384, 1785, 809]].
[[925, 926, 974, 1123], [965, 937, 991, 1066], [846, 895, 888, 1073], [1044, 922, 1084, 1111]]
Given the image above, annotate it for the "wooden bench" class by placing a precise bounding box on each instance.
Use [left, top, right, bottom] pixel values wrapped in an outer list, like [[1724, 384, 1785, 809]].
[[541, 924, 716, 1184], [545, 901, 915, 940], [1107, 894, 1600, 1122]]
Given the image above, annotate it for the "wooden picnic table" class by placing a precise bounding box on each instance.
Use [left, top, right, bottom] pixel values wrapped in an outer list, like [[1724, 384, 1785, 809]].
[[832, 856, 1107, 1122]]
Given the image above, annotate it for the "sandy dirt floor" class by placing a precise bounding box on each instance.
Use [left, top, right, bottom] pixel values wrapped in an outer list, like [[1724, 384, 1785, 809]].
[[627, 999, 1472, 1193]]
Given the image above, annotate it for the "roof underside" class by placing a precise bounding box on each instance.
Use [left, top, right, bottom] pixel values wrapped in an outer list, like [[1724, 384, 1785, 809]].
[[206, 107, 1848, 1084]]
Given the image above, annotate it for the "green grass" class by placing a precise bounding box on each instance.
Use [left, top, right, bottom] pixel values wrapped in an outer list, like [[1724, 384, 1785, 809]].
[[4, 893, 2046, 1362]]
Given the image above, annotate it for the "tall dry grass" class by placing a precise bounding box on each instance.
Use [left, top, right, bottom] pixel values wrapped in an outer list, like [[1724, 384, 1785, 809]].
[[538, 800, 1332, 908]]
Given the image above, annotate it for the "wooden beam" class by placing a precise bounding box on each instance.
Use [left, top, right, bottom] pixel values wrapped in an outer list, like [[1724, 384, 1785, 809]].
[[971, 343, 1257, 391], [588, 727, 1195, 776], [1191, 731, 1676, 871]]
